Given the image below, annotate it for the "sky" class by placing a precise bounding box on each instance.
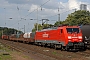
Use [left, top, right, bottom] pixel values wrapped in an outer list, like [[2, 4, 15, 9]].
[[0, 0, 90, 32]]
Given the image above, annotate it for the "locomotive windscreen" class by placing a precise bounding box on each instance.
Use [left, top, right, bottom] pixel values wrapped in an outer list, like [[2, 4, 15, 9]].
[[66, 28, 79, 33]]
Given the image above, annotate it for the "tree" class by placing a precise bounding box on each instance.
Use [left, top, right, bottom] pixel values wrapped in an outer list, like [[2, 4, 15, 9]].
[[32, 23, 42, 32], [54, 21, 62, 26], [65, 10, 90, 25], [32, 23, 53, 32], [0, 27, 23, 37]]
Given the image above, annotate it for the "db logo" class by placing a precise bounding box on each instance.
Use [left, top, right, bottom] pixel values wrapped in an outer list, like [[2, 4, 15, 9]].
[[43, 32, 49, 37]]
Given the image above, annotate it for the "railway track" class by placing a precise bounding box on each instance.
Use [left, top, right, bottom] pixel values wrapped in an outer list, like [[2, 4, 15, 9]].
[[73, 50, 90, 59], [0, 39, 58, 60], [0, 39, 90, 60]]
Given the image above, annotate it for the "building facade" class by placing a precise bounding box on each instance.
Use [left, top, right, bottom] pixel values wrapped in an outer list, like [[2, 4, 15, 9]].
[[80, 4, 87, 10]]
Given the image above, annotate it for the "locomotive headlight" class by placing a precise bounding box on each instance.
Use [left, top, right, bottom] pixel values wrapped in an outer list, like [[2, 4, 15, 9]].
[[85, 42, 87, 44], [68, 36, 72, 39], [68, 40, 71, 42], [79, 40, 82, 42], [78, 36, 82, 39]]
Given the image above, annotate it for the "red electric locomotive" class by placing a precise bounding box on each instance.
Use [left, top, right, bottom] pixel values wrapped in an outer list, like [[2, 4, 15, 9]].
[[35, 26, 85, 51]]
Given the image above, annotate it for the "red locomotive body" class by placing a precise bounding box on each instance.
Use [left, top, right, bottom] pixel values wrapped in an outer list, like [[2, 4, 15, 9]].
[[35, 26, 84, 50]]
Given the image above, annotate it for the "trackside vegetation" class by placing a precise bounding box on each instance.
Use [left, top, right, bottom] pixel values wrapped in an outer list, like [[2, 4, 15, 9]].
[[32, 10, 90, 32]]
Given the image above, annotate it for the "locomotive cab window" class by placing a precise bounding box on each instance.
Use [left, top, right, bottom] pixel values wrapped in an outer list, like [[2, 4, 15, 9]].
[[66, 28, 79, 33]]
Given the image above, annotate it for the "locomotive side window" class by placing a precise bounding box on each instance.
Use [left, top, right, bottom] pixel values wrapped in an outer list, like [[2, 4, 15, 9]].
[[61, 29, 63, 33], [66, 28, 79, 33]]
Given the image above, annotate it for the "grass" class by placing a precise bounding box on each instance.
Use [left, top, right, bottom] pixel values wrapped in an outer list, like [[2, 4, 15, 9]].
[[0, 53, 13, 60], [52, 51, 57, 55], [0, 43, 34, 60], [0, 43, 13, 60]]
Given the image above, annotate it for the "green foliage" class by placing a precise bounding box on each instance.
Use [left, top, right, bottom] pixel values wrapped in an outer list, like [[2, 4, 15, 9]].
[[32, 10, 90, 32], [32, 23, 42, 32], [32, 23, 53, 32], [0, 27, 23, 37], [54, 21, 67, 26], [54, 21, 61, 26], [0, 44, 13, 60], [65, 10, 90, 25]]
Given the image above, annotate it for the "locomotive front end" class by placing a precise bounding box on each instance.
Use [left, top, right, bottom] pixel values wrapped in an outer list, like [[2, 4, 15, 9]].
[[66, 27, 85, 50]]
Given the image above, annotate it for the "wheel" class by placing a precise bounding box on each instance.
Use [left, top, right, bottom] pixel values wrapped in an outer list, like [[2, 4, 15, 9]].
[[61, 46, 66, 51], [54, 44, 57, 50], [65, 46, 69, 51]]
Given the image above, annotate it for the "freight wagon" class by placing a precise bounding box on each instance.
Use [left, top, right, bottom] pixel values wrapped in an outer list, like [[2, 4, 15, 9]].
[[35, 26, 85, 51], [8, 32, 35, 43], [1, 26, 85, 51], [23, 32, 35, 43], [2, 35, 9, 40], [80, 25, 90, 48]]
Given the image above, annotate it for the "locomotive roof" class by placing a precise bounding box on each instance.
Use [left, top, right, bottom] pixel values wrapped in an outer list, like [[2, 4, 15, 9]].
[[40, 27, 58, 31], [38, 26, 79, 32]]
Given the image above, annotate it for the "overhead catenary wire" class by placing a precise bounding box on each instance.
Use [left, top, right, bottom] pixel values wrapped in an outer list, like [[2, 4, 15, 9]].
[[45, 5, 79, 20], [12, 0, 50, 24], [13, 0, 77, 30], [23, 0, 50, 19], [11, 0, 51, 30], [20, 0, 31, 10], [46, 8, 77, 19]]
